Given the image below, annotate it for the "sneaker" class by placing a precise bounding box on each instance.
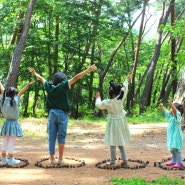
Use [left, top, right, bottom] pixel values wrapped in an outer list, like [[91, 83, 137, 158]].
[[166, 161, 175, 166], [8, 158, 21, 165], [1, 157, 9, 165], [173, 163, 183, 168], [106, 161, 115, 166]]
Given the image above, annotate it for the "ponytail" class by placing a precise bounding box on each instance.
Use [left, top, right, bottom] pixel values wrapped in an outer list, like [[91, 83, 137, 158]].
[[3, 87, 18, 107], [2, 90, 6, 106], [109, 80, 124, 99], [10, 97, 14, 107], [117, 89, 124, 100]]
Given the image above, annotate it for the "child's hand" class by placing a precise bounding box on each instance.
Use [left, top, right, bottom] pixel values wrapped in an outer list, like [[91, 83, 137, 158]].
[[168, 99, 173, 104], [28, 82, 35, 86], [126, 72, 132, 81], [88, 64, 97, 72], [0, 81, 5, 94], [25, 82, 34, 91], [29, 67, 36, 75], [95, 91, 100, 98], [159, 103, 166, 113]]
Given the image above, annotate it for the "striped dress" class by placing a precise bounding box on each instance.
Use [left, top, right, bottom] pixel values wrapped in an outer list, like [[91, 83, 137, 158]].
[[95, 80, 131, 146]]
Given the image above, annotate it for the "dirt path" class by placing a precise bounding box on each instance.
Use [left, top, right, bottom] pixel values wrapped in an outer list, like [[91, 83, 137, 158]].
[[0, 120, 185, 185]]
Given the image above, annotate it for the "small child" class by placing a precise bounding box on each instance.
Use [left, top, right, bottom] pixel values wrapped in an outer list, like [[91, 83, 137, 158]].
[[29, 65, 97, 164], [95, 73, 132, 166], [160, 100, 184, 168], [0, 81, 34, 165]]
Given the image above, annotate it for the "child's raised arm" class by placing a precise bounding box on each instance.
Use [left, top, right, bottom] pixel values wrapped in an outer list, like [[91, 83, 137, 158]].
[[168, 99, 177, 115], [29, 68, 46, 84], [69, 64, 97, 86], [18, 82, 34, 98], [159, 103, 166, 113], [0, 82, 5, 95], [126, 72, 132, 82], [95, 91, 101, 99]]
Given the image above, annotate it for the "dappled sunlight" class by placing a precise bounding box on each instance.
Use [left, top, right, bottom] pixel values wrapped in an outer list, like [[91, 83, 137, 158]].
[[18, 119, 168, 138], [21, 121, 47, 137], [129, 123, 167, 135], [1, 120, 184, 185], [0, 168, 52, 184]]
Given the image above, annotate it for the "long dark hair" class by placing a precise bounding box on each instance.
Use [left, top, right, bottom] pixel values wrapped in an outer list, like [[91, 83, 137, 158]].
[[2, 87, 18, 107], [174, 103, 184, 116], [109, 80, 124, 100]]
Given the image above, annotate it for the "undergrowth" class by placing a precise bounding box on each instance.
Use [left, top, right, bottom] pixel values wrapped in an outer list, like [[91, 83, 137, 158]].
[[110, 175, 185, 185]]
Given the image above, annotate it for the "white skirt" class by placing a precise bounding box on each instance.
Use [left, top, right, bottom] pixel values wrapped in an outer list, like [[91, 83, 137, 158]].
[[104, 112, 131, 146]]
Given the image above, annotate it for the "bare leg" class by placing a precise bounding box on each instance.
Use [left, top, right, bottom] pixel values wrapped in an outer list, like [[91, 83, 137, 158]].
[[58, 143, 65, 161], [50, 154, 55, 161]]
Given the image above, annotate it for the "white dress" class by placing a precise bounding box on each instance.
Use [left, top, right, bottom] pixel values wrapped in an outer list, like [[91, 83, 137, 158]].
[[95, 80, 131, 146]]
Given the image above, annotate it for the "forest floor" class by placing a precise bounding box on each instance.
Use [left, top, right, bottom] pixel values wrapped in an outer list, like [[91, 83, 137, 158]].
[[0, 119, 185, 185]]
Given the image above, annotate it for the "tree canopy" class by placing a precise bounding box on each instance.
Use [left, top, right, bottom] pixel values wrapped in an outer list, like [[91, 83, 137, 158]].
[[0, 0, 185, 118]]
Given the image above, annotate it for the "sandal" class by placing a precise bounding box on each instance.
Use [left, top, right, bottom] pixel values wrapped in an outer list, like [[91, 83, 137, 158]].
[[106, 161, 115, 166], [58, 159, 64, 165], [49, 158, 56, 165], [121, 160, 128, 166]]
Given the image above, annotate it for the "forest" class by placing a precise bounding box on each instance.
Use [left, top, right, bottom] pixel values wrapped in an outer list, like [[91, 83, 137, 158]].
[[0, 0, 185, 119]]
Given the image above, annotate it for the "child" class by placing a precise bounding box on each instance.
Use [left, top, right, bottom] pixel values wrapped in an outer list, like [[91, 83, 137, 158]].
[[159, 100, 184, 168], [0, 81, 34, 165], [95, 73, 132, 166], [29, 64, 97, 164]]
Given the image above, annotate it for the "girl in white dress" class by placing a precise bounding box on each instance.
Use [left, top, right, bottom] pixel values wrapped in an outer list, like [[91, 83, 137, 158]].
[[95, 73, 132, 166]]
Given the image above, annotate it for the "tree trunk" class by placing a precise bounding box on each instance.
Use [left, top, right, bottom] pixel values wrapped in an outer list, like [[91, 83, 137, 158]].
[[173, 68, 185, 104], [157, 63, 171, 103], [32, 88, 39, 117], [173, 68, 185, 130], [23, 93, 29, 117], [170, 1, 177, 97], [10, 2, 25, 45], [89, 43, 95, 104], [6, 0, 36, 88], [127, 0, 147, 111], [53, 15, 59, 74], [140, 0, 175, 113], [47, 11, 52, 79], [97, 11, 143, 100]]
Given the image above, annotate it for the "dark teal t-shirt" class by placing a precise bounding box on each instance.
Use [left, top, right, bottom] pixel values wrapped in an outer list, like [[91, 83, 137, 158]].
[[44, 80, 70, 113]]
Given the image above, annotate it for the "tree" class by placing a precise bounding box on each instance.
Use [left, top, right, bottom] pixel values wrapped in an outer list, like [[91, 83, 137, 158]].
[[173, 68, 185, 130], [173, 68, 185, 104], [1, 0, 185, 118], [127, 0, 148, 111], [5, 0, 36, 88], [97, 7, 143, 100], [140, 0, 175, 113]]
